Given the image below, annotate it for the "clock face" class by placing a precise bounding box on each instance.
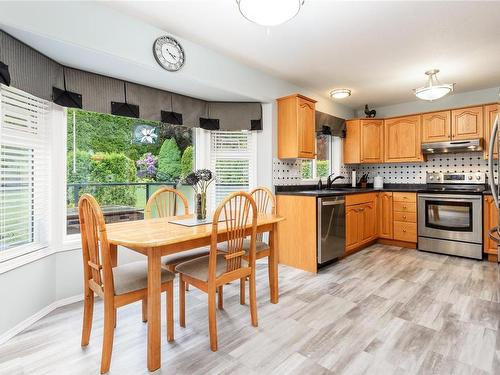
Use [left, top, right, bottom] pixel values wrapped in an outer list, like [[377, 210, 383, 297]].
[[153, 36, 185, 72]]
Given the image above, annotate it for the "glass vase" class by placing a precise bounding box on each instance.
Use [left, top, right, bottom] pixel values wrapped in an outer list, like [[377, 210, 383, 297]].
[[196, 192, 207, 220]]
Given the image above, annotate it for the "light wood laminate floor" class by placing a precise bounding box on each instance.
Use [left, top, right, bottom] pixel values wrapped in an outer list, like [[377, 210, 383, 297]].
[[1, 244, 500, 375]]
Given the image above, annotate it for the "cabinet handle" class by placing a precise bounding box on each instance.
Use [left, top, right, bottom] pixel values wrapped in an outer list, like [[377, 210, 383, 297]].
[[403, 215, 407, 219], [403, 229, 407, 233], [403, 206, 407, 209]]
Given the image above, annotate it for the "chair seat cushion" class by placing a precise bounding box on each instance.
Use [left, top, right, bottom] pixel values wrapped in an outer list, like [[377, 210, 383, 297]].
[[218, 239, 269, 254], [163, 247, 210, 266], [113, 261, 175, 295], [175, 254, 248, 282]]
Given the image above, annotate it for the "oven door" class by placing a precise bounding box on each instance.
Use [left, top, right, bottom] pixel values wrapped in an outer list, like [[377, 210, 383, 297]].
[[418, 194, 482, 243]]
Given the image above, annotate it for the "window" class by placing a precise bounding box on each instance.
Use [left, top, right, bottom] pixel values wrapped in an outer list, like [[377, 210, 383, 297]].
[[66, 108, 195, 234], [302, 134, 332, 180], [0, 85, 50, 255], [210, 131, 257, 209]]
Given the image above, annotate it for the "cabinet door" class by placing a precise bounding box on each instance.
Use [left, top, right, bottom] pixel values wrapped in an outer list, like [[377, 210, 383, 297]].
[[484, 196, 498, 255], [345, 206, 360, 250], [384, 115, 423, 162], [378, 192, 393, 239], [421, 111, 451, 143], [343, 120, 360, 164], [484, 104, 499, 160], [297, 98, 315, 158], [361, 201, 377, 242], [451, 106, 483, 140], [360, 119, 384, 163]]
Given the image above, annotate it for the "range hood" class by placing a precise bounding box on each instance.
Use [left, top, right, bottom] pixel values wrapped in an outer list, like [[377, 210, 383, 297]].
[[421, 139, 483, 154]]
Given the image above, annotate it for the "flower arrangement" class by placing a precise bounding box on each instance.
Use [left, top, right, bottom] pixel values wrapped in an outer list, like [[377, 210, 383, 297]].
[[183, 169, 216, 220]]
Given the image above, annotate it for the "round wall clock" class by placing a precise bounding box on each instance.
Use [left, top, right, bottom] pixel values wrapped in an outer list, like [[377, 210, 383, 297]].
[[153, 36, 185, 72]]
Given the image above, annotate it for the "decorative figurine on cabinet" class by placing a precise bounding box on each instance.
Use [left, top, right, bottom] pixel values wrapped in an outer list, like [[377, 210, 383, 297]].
[[364, 104, 376, 118]]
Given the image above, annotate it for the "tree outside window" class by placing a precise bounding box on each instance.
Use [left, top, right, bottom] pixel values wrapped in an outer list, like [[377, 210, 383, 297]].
[[301, 135, 331, 180]]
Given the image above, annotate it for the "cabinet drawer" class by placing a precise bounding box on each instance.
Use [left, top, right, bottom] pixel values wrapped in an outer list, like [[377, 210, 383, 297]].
[[394, 221, 417, 242], [393, 201, 416, 213], [393, 211, 416, 223], [346, 193, 377, 206], [393, 192, 416, 203]]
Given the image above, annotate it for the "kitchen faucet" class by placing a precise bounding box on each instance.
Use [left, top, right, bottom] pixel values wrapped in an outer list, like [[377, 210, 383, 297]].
[[326, 173, 345, 189]]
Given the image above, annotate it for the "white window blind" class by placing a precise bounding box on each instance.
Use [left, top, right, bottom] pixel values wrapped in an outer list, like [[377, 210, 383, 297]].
[[210, 131, 256, 210], [0, 85, 50, 255]]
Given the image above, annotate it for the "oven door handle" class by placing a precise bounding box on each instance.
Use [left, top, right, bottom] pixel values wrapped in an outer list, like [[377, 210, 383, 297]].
[[418, 194, 482, 201], [488, 114, 499, 209]]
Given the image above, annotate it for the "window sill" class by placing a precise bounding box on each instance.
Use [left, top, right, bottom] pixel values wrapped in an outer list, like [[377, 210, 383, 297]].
[[0, 246, 53, 274]]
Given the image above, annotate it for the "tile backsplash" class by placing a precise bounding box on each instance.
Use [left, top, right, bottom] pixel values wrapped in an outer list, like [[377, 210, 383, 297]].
[[273, 153, 498, 186]]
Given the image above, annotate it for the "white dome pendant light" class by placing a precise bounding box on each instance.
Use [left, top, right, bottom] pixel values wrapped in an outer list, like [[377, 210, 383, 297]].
[[236, 0, 305, 27], [414, 69, 454, 101]]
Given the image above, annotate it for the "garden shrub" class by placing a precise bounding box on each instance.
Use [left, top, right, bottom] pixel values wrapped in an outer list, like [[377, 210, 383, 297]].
[[316, 160, 329, 178], [157, 138, 181, 182], [180, 145, 193, 178]]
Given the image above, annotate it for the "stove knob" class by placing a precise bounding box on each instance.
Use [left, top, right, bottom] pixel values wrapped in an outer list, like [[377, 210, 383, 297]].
[[429, 176, 434, 181], [436, 176, 441, 181], [476, 175, 481, 180], [468, 175, 473, 180]]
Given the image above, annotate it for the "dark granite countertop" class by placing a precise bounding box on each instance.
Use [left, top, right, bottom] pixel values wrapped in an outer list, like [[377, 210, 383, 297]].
[[275, 183, 426, 197]]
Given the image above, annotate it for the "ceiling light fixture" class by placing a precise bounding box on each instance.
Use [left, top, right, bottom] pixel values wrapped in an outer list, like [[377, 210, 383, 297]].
[[414, 69, 454, 101], [329, 89, 351, 100], [236, 0, 304, 27]]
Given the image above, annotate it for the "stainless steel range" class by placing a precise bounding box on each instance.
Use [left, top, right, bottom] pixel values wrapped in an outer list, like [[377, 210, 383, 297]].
[[417, 172, 485, 260]]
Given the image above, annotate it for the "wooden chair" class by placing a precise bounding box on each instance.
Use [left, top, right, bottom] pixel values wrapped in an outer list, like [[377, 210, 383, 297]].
[[79, 194, 175, 374], [145, 187, 210, 272], [227, 187, 275, 305], [175, 192, 258, 351]]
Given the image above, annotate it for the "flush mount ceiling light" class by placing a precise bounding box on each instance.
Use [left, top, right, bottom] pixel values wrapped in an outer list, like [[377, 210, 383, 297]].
[[236, 0, 304, 27], [329, 89, 351, 100], [414, 69, 454, 101]]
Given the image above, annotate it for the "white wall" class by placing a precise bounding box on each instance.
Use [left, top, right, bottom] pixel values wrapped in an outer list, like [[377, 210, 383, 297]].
[[355, 86, 500, 118]]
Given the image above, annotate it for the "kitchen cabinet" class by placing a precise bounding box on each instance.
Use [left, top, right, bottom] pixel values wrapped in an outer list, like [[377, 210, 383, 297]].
[[392, 192, 417, 243], [451, 106, 483, 141], [483, 195, 498, 261], [384, 115, 423, 162], [344, 119, 384, 164], [277, 94, 317, 159], [421, 111, 451, 143], [484, 104, 499, 160], [378, 192, 393, 239], [346, 193, 378, 252]]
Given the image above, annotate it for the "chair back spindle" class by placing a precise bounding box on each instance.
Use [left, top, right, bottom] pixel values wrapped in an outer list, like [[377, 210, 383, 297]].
[[145, 187, 189, 219], [250, 187, 276, 242]]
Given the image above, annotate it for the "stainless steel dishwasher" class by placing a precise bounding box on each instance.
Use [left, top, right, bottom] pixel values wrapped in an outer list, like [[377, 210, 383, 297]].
[[317, 196, 345, 266]]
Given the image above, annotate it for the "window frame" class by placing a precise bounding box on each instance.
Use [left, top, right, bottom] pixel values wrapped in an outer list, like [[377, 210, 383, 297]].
[[301, 134, 336, 182]]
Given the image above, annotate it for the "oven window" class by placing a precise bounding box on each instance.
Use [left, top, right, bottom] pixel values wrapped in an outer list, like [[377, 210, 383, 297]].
[[425, 200, 473, 232]]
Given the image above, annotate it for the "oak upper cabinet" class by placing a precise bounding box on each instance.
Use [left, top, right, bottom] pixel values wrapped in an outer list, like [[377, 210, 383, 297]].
[[378, 192, 393, 239], [484, 104, 499, 160], [484, 195, 498, 259], [277, 94, 317, 159], [384, 115, 423, 162], [451, 106, 483, 140], [421, 111, 451, 143], [343, 119, 383, 164]]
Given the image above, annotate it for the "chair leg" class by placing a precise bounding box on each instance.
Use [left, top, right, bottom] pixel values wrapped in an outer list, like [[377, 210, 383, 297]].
[[240, 278, 246, 305], [81, 287, 94, 347], [179, 276, 186, 328], [166, 281, 174, 342], [142, 298, 147, 323], [100, 297, 115, 374], [217, 285, 224, 310], [208, 286, 218, 351], [249, 270, 258, 327]]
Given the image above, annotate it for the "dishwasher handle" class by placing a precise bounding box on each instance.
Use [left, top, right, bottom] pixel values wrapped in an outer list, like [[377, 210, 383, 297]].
[[321, 200, 345, 206]]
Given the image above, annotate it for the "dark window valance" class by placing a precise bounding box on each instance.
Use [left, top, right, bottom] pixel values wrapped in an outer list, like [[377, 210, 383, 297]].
[[0, 30, 262, 131], [0, 61, 11, 86]]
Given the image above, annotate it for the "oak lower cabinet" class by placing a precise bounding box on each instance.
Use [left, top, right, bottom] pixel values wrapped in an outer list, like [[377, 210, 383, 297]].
[[484, 195, 498, 261], [384, 116, 423, 162], [451, 106, 483, 141], [378, 192, 393, 239], [276, 195, 318, 272], [421, 110, 451, 143], [344, 119, 384, 164], [277, 94, 317, 159], [345, 193, 378, 252], [392, 192, 417, 243], [484, 104, 499, 160]]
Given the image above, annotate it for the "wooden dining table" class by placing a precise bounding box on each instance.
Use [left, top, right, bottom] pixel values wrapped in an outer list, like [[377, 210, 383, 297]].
[[106, 212, 284, 372]]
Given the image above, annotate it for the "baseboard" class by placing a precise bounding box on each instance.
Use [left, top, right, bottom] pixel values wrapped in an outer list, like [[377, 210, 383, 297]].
[[0, 294, 83, 345]]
